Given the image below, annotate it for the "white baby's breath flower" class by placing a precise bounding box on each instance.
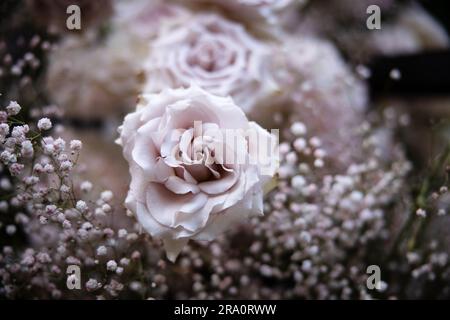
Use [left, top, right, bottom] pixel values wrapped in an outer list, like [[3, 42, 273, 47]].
[[20, 140, 34, 158], [0, 123, 9, 136], [116, 267, 124, 275], [37, 118, 52, 131], [0, 201, 8, 213], [6, 101, 21, 116], [70, 139, 82, 151], [86, 279, 101, 292], [53, 138, 66, 152], [76, 200, 88, 213], [96, 246, 107, 256], [118, 229, 128, 238], [120, 258, 130, 266], [80, 181, 93, 193], [43, 163, 54, 173], [62, 220, 71, 229], [101, 204, 111, 213], [6, 224, 17, 235], [59, 160, 73, 171], [106, 260, 117, 271], [389, 68, 401, 80], [95, 208, 106, 217], [100, 190, 114, 203], [416, 208, 427, 217], [290, 122, 307, 136]]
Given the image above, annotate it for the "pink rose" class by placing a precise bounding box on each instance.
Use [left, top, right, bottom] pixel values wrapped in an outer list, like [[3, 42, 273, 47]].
[[117, 86, 277, 261], [143, 13, 280, 114]]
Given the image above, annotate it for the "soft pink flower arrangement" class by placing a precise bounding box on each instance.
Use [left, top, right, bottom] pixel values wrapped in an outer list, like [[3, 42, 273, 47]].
[[2, 0, 450, 300]]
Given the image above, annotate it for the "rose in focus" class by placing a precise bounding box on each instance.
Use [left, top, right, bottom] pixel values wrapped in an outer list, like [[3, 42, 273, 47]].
[[117, 86, 278, 261]]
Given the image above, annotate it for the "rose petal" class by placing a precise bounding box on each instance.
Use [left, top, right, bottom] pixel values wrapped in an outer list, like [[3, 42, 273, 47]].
[[119, 85, 277, 262], [163, 237, 189, 262], [165, 175, 200, 194], [198, 170, 238, 195], [145, 183, 208, 228]]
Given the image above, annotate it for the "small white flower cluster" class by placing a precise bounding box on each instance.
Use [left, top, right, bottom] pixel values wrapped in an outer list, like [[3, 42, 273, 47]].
[[37, 118, 52, 131], [6, 101, 21, 116], [0, 104, 37, 178], [0, 104, 166, 299], [154, 113, 449, 300]]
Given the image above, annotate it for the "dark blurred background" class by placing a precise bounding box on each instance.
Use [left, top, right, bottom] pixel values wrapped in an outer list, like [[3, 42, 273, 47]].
[[420, 0, 450, 33]]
